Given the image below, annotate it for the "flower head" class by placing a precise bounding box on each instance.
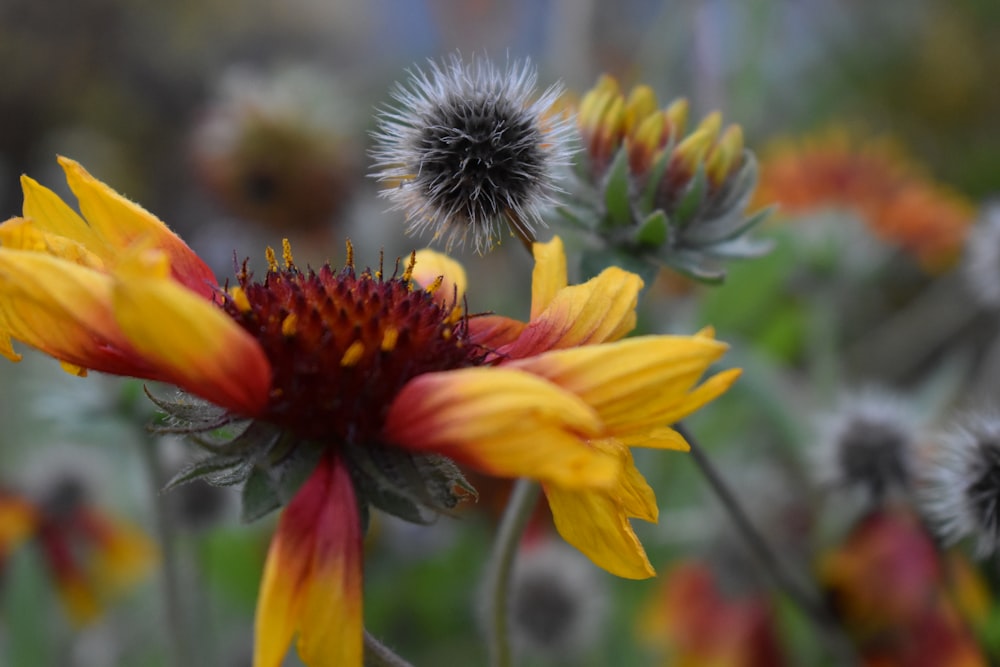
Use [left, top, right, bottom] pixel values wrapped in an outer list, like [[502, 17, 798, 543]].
[[371, 54, 574, 253], [2, 160, 738, 665], [569, 75, 769, 283], [920, 414, 1000, 557], [753, 128, 976, 272], [814, 389, 919, 505]]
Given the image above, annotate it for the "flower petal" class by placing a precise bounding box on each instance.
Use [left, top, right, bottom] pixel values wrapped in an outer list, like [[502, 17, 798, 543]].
[[0, 217, 104, 270], [500, 266, 642, 358], [591, 439, 659, 522], [508, 336, 735, 440], [385, 367, 620, 488], [254, 454, 363, 667], [545, 482, 656, 579], [58, 157, 218, 297], [0, 494, 38, 555], [20, 175, 104, 257], [111, 249, 271, 415], [468, 314, 526, 350], [0, 249, 151, 375], [530, 236, 569, 319], [412, 249, 467, 305]]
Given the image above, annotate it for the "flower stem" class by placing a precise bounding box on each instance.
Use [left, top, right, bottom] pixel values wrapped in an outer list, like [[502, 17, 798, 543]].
[[486, 478, 541, 667], [138, 435, 189, 667], [364, 631, 415, 667], [675, 423, 833, 626]]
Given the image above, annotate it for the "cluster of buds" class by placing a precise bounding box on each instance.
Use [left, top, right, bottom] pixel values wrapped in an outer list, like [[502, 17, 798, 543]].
[[568, 75, 770, 283]]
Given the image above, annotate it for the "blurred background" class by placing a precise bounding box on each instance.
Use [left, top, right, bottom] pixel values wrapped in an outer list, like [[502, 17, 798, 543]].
[[1, 0, 998, 665]]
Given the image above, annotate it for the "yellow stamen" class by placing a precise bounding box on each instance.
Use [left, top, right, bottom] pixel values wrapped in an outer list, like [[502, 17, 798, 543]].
[[381, 327, 399, 352], [345, 240, 354, 269], [425, 275, 444, 294], [265, 247, 278, 272], [282, 239, 294, 269], [402, 251, 417, 284], [340, 340, 365, 367], [229, 286, 251, 313], [281, 312, 298, 337], [441, 327, 452, 340]]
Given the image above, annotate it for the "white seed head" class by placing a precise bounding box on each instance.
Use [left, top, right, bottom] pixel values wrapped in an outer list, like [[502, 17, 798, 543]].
[[370, 54, 575, 254], [920, 413, 1000, 558], [962, 202, 1000, 309], [813, 389, 918, 504], [504, 541, 608, 662]]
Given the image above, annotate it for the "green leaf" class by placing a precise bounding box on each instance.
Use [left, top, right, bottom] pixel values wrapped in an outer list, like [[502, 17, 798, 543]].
[[601, 147, 633, 228], [635, 210, 669, 247], [240, 466, 282, 523]]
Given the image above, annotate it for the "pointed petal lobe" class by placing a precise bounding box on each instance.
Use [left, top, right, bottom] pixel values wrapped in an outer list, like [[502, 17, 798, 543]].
[[58, 157, 218, 297], [530, 236, 568, 319]]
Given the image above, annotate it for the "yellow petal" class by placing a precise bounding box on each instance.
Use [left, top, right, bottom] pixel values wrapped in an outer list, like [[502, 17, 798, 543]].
[[509, 335, 730, 430], [0, 249, 136, 373], [20, 175, 104, 256], [590, 439, 658, 522], [546, 483, 656, 579], [111, 249, 271, 415], [0, 217, 104, 270], [468, 314, 526, 351], [502, 266, 643, 358], [385, 367, 620, 489], [412, 249, 467, 305], [87, 511, 158, 595], [0, 495, 37, 553], [530, 236, 568, 319], [58, 157, 218, 297]]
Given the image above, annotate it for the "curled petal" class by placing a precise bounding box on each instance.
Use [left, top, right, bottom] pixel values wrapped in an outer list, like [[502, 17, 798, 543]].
[[385, 367, 620, 488], [468, 314, 526, 351], [530, 236, 569, 318], [546, 481, 656, 579], [500, 266, 642, 358], [412, 249, 467, 305], [20, 175, 104, 257], [255, 453, 363, 667], [0, 217, 104, 270], [58, 157, 218, 297]]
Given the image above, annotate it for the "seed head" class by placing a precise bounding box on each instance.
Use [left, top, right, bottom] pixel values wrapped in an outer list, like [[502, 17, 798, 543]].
[[814, 390, 918, 505], [502, 541, 608, 662], [371, 55, 574, 254], [920, 413, 1000, 557]]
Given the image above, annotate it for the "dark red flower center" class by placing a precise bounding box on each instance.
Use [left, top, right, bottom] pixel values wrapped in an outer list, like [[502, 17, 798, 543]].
[[222, 242, 482, 444]]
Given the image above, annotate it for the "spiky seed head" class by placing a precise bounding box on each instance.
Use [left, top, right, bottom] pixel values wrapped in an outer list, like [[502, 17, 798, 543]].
[[814, 389, 918, 505], [920, 413, 1000, 557], [371, 54, 575, 254], [962, 203, 1000, 308], [503, 541, 608, 662]]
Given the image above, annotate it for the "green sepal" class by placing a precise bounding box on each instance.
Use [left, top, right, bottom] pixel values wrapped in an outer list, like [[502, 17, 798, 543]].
[[348, 445, 477, 525], [662, 248, 727, 284], [163, 454, 253, 492], [241, 466, 282, 523], [672, 165, 708, 227], [683, 206, 773, 246], [601, 147, 633, 228], [638, 144, 675, 213], [635, 210, 669, 247]]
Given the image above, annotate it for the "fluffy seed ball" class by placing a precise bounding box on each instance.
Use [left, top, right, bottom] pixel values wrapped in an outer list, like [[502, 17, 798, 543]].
[[920, 414, 1000, 557], [371, 55, 574, 254], [813, 390, 918, 504], [502, 542, 608, 662]]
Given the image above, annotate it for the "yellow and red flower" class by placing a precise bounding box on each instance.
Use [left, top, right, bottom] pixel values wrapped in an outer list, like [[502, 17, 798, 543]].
[[0, 487, 156, 625], [753, 128, 976, 271], [0, 159, 738, 665]]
